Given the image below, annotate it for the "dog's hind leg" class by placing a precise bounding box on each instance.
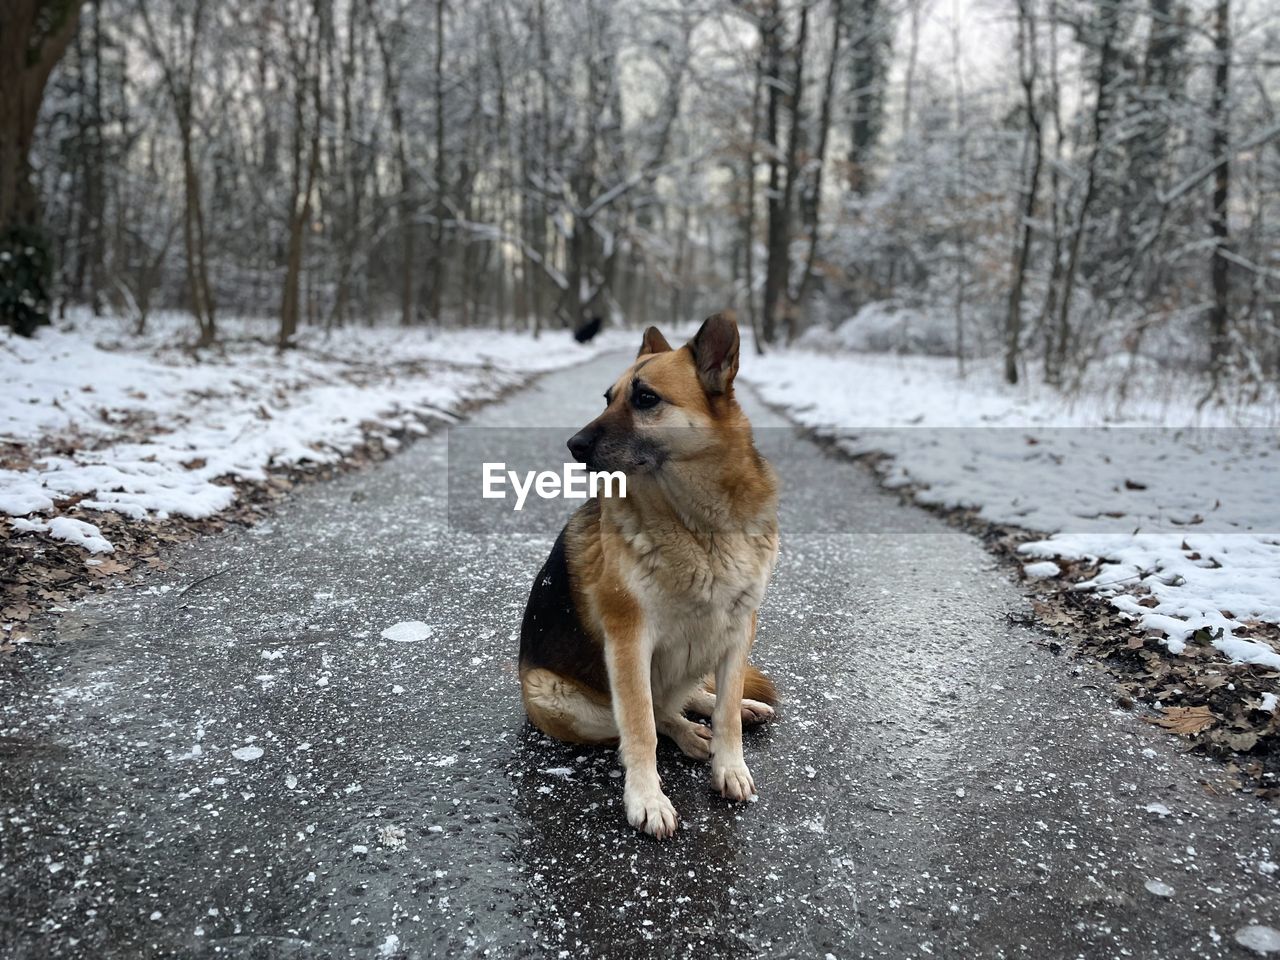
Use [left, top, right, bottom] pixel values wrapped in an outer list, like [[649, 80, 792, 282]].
[[686, 673, 776, 727], [521, 667, 618, 745], [656, 706, 713, 761]]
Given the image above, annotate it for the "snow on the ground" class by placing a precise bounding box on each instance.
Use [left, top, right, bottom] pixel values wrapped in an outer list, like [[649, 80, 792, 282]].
[[741, 348, 1280, 669], [1, 311, 630, 547]]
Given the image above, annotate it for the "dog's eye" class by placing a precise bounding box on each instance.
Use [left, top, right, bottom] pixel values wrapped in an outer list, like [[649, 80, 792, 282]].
[[632, 387, 661, 410]]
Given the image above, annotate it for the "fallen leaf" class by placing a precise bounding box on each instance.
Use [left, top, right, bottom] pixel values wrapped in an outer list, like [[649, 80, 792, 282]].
[[1147, 705, 1216, 736], [87, 558, 131, 577], [1222, 731, 1259, 752], [1031, 600, 1074, 628], [1, 603, 33, 622]]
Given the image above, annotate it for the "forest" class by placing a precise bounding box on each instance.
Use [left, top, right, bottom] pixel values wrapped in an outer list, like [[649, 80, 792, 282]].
[[5, 5, 1280, 944], [2, 0, 1278, 396]]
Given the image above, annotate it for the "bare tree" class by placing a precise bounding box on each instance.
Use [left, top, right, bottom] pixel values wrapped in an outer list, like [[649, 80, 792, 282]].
[[843, 0, 891, 194], [760, 0, 789, 345], [369, 1, 414, 328], [789, 0, 844, 336], [1044, 1, 1120, 384], [1004, 0, 1043, 385], [279, 0, 324, 349], [1205, 0, 1232, 394], [136, 0, 217, 346]]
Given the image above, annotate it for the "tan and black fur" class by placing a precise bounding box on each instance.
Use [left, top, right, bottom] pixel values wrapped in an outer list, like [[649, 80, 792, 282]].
[[519, 312, 779, 838]]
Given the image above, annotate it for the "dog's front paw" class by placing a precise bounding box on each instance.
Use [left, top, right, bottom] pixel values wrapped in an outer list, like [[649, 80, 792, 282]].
[[624, 781, 679, 838], [711, 760, 756, 802]]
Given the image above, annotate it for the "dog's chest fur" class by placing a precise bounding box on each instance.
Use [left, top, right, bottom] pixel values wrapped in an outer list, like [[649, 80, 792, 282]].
[[621, 521, 778, 700]]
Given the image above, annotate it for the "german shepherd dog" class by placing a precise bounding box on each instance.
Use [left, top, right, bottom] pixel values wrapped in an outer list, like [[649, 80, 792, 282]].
[[519, 313, 779, 838]]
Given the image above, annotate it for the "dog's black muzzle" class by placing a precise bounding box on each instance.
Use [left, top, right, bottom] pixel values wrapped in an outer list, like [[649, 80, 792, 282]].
[[567, 425, 599, 465]]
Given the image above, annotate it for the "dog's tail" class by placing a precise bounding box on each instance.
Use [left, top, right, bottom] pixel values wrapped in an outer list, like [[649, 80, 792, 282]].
[[704, 663, 779, 706], [744, 663, 779, 705]]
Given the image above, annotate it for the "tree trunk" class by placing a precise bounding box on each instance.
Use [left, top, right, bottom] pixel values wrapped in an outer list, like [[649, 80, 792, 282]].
[[84, 0, 105, 313], [1048, 4, 1119, 381], [950, 0, 968, 377], [1038, 0, 1065, 383], [1207, 0, 1231, 385], [0, 2, 83, 237], [844, 0, 890, 194], [180, 121, 216, 346], [778, 5, 808, 344], [760, 0, 786, 346], [790, 0, 843, 339], [280, 6, 322, 350], [137, 0, 215, 345], [430, 0, 446, 325], [1004, 0, 1042, 385], [370, 6, 413, 327], [0, 1, 83, 335], [743, 26, 765, 355]]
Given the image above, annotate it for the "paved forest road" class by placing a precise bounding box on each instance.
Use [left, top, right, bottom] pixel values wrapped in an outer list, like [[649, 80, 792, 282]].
[[3, 351, 1278, 960]]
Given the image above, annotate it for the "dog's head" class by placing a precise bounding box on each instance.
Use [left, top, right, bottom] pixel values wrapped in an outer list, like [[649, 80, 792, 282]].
[[567, 312, 747, 475]]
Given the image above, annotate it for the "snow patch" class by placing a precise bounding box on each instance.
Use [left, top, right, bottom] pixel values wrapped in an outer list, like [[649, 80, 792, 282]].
[[1022, 560, 1061, 579], [48, 517, 114, 554], [743, 349, 1280, 668], [380, 621, 434, 644], [378, 825, 407, 851], [1, 320, 633, 531]]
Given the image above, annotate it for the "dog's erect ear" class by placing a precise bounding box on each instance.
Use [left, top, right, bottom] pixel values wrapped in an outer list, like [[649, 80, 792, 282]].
[[637, 326, 673, 357], [688, 312, 740, 395]]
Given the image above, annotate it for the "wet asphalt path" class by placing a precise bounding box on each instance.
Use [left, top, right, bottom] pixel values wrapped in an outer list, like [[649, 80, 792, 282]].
[[2, 351, 1279, 959]]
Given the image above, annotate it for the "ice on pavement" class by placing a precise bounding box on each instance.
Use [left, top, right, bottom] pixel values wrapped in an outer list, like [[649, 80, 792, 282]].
[[1236, 925, 1280, 955], [380, 621, 434, 643]]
